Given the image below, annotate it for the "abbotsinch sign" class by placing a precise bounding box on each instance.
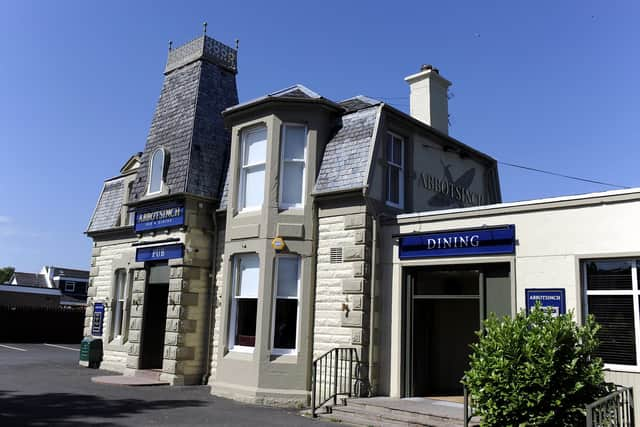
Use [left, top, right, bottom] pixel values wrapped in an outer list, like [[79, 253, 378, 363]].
[[134, 203, 185, 232], [399, 225, 515, 259]]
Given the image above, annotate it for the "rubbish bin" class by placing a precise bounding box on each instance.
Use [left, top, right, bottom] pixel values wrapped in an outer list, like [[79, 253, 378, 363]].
[[79, 337, 103, 368]]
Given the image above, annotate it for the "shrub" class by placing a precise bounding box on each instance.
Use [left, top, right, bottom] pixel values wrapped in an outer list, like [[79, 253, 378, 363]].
[[463, 305, 611, 426]]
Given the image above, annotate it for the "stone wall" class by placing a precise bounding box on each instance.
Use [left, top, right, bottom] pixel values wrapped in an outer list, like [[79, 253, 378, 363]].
[[313, 213, 371, 365], [85, 239, 136, 373], [208, 225, 226, 384]]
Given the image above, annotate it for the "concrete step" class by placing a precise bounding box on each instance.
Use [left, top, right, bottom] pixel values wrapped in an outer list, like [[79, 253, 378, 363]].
[[316, 397, 481, 427], [328, 403, 463, 427], [133, 369, 162, 380]]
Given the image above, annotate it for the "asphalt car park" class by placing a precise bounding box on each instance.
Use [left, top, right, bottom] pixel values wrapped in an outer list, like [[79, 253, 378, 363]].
[[0, 343, 330, 426]]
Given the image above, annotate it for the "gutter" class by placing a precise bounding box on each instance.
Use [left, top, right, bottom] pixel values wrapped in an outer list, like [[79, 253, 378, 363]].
[[202, 210, 221, 385], [363, 186, 378, 396]]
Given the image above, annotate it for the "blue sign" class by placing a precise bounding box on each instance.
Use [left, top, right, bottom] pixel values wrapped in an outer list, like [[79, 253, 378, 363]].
[[91, 303, 104, 336], [136, 244, 184, 262], [399, 226, 515, 259], [135, 203, 185, 232], [526, 289, 566, 316]]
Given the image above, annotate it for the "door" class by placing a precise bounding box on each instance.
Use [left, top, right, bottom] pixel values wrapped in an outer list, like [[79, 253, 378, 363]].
[[409, 269, 480, 396], [140, 264, 169, 369], [404, 264, 511, 397]]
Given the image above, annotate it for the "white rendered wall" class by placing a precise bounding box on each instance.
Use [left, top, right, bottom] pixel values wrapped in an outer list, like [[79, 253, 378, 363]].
[[379, 195, 640, 417]]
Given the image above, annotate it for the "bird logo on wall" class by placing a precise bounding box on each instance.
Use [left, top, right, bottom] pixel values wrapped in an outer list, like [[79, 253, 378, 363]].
[[428, 160, 476, 208]]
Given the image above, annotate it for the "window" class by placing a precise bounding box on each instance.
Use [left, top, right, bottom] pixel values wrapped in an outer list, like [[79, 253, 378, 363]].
[[64, 282, 76, 292], [386, 132, 404, 208], [148, 148, 165, 194], [239, 126, 267, 212], [279, 124, 307, 208], [583, 259, 640, 368], [229, 254, 260, 351], [272, 255, 300, 354], [111, 269, 130, 341]]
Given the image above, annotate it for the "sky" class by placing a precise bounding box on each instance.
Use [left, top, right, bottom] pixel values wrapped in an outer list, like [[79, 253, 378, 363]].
[[0, 1, 638, 272]]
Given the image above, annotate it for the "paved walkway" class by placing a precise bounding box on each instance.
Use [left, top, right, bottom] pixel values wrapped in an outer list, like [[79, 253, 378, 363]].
[[0, 343, 330, 426]]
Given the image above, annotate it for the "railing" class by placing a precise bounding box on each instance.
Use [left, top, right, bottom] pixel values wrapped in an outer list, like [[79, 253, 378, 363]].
[[311, 347, 364, 417], [463, 379, 476, 427], [586, 385, 634, 427]]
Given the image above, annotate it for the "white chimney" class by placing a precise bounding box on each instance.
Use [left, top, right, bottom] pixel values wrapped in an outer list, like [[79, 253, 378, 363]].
[[404, 65, 452, 134]]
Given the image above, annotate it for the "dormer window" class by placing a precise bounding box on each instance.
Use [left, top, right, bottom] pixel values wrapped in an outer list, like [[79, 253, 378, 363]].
[[239, 125, 267, 212], [279, 124, 307, 209], [148, 148, 165, 195]]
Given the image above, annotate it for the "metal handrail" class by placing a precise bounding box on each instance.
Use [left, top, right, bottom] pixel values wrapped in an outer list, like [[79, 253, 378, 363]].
[[463, 378, 476, 427], [311, 347, 363, 417], [586, 385, 634, 426]]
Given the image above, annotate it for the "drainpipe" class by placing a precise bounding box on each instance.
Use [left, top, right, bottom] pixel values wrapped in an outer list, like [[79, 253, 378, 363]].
[[201, 209, 219, 385], [363, 188, 378, 396]]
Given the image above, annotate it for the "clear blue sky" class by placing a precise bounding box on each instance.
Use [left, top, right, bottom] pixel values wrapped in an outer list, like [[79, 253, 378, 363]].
[[1, 1, 638, 272]]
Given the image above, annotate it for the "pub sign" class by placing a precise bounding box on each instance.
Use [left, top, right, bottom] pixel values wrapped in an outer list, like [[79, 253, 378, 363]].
[[135, 244, 184, 262], [91, 303, 104, 336], [134, 203, 185, 232]]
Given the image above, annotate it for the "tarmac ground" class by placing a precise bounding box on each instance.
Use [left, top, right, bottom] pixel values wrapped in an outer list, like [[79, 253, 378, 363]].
[[0, 343, 330, 426]]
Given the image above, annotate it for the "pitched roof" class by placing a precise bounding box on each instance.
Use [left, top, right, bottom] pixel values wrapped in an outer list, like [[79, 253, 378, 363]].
[[11, 272, 49, 288], [49, 267, 89, 279], [87, 177, 125, 233], [314, 105, 380, 194], [223, 84, 342, 116]]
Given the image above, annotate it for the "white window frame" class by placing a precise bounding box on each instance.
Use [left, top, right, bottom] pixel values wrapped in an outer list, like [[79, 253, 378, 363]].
[[147, 148, 165, 195], [238, 125, 267, 213], [385, 132, 404, 209], [583, 258, 640, 371], [271, 255, 301, 355], [228, 254, 260, 353], [110, 269, 131, 342], [278, 124, 307, 209]]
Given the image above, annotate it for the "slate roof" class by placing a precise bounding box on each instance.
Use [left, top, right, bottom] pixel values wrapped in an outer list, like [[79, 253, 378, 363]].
[[12, 272, 49, 288], [314, 105, 380, 194], [87, 178, 125, 233], [339, 95, 382, 113], [129, 56, 238, 202]]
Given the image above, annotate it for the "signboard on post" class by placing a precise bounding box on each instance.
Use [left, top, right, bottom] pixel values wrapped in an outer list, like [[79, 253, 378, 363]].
[[398, 225, 515, 259], [525, 289, 566, 316], [91, 303, 104, 336], [135, 244, 184, 262], [134, 203, 185, 232]]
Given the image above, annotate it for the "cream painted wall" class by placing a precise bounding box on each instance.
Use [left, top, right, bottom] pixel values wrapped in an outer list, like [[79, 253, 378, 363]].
[[379, 191, 640, 412]]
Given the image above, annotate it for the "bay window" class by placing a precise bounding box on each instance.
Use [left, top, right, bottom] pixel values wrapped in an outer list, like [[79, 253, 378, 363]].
[[279, 124, 307, 208], [229, 254, 260, 351], [239, 126, 267, 212], [386, 132, 404, 208], [583, 259, 640, 367], [272, 255, 300, 354]]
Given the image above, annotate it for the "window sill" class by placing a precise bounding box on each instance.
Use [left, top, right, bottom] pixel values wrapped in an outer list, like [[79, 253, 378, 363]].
[[270, 352, 298, 364], [225, 347, 255, 361], [604, 364, 640, 373]]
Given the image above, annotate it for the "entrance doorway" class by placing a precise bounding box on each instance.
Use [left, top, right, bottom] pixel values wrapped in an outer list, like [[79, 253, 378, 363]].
[[404, 264, 510, 397], [140, 263, 169, 369]]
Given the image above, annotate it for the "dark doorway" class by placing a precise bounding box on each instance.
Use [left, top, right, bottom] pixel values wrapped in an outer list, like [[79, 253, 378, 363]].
[[404, 264, 511, 398], [140, 264, 169, 369]]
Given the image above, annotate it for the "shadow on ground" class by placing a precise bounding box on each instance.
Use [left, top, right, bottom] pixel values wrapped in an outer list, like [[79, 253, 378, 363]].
[[0, 390, 208, 426]]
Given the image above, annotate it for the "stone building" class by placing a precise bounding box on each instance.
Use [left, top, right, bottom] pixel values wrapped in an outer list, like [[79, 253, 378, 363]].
[[84, 33, 501, 404]]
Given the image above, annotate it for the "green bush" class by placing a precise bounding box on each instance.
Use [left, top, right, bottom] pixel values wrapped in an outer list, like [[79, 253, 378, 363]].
[[463, 306, 611, 426]]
